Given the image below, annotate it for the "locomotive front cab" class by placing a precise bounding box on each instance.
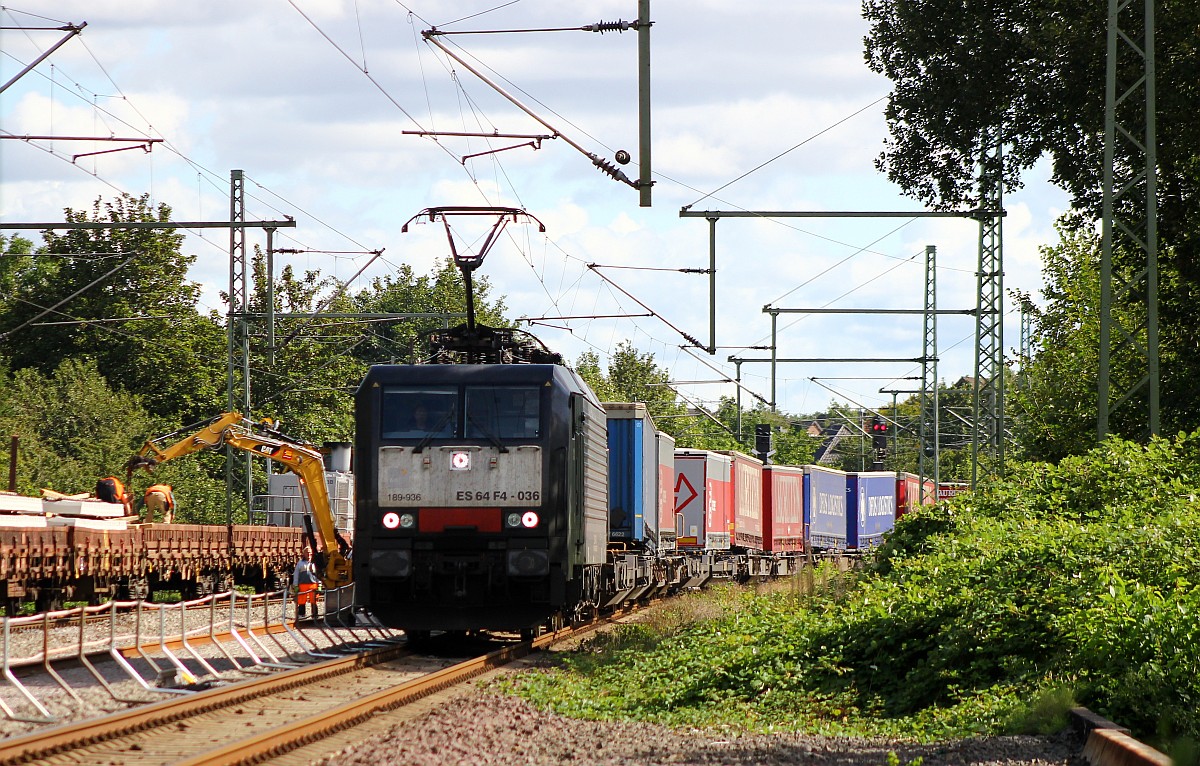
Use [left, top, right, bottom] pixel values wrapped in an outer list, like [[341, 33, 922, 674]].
[[355, 364, 602, 633]]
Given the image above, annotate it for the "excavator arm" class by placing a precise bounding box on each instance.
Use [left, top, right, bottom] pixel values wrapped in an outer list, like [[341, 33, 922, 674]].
[[127, 412, 352, 590]]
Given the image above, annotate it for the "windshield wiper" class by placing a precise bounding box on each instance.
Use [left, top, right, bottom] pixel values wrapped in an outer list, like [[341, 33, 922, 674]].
[[412, 408, 457, 454], [466, 411, 509, 453]]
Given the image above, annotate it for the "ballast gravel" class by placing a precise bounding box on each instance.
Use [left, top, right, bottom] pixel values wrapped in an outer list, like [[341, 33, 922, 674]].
[[324, 691, 1086, 766]]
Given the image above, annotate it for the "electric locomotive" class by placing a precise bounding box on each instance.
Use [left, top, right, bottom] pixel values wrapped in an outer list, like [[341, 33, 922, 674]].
[[354, 351, 609, 635]]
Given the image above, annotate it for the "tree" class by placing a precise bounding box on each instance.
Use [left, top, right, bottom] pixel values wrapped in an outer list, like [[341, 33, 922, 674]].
[[863, 1, 1200, 245], [863, 1, 1200, 442], [0, 359, 228, 523], [351, 258, 509, 365], [0, 194, 226, 422], [1007, 218, 1172, 460], [0, 234, 37, 312], [575, 342, 691, 440], [574, 351, 619, 402], [237, 250, 364, 444]]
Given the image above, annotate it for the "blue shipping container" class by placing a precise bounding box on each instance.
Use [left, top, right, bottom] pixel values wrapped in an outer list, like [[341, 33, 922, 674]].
[[604, 403, 658, 546], [804, 465, 848, 550], [848, 471, 897, 548]]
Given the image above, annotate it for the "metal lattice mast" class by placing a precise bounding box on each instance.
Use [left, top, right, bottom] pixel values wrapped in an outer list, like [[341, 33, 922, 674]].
[[971, 142, 1004, 486], [225, 169, 251, 523], [1019, 296, 1036, 391], [919, 245, 939, 500], [1019, 299, 1033, 369], [1099, 0, 1158, 439]]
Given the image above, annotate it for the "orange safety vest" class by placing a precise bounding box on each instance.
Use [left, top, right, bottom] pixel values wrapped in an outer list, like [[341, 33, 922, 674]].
[[144, 484, 175, 509], [97, 476, 131, 513]]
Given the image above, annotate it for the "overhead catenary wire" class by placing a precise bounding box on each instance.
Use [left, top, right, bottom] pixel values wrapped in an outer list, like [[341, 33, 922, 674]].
[[285, 0, 462, 166], [434, 1, 520, 28], [270, 3, 948, 412], [3, 4, 1015, 423], [685, 95, 887, 210], [3, 5, 613, 403], [0, 38, 380, 304], [0, 251, 141, 340]]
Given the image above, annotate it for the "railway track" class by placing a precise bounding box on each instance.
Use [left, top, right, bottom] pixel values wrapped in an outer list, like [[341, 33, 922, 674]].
[[0, 620, 598, 766]]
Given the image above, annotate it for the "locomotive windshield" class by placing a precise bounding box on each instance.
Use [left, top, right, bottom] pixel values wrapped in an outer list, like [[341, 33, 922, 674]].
[[379, 384, 541, 441], [465, 386, 540, 440], [381, 387, 458, 439]]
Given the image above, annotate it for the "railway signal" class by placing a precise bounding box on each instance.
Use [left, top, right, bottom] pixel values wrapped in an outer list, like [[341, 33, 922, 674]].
[[870, 417, 889, 471], [870, 417, 889, 451], [754, 423, 775, 465]]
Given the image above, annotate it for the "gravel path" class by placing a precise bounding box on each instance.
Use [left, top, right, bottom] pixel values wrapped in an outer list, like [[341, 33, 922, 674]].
[[323, 691, 1087, 766]]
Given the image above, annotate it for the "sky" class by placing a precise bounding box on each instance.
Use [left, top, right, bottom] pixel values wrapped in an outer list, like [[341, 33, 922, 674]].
[[0, 1, 1071, 424]]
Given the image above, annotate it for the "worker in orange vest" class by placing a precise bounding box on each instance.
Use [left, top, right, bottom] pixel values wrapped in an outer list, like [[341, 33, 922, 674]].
[[96, 476, 132, 516], [292, 547, 320, 620], [143, 484, 175, 524]]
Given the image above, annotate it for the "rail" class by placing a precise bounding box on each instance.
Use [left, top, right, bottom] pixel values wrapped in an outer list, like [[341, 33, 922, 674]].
[[0, 584, 400, 724]]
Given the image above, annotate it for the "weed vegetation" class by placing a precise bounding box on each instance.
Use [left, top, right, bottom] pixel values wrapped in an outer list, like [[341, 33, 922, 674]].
[[500, 433, 1200, 759]]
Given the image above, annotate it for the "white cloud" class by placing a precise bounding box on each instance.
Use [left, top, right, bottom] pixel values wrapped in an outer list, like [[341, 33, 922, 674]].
[[0, 1, 1073, 416]]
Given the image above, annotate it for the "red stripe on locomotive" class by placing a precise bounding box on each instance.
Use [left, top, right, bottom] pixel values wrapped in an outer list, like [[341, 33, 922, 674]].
[[417, 507, 502, 533]]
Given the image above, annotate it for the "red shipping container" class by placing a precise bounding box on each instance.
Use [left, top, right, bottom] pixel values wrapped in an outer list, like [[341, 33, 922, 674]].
[[896, 473, 937, 517], [938, 482, 969, 501], [673, 450, 731, 550], [762, 464, 805, 553], [716, 450, 763, 551]]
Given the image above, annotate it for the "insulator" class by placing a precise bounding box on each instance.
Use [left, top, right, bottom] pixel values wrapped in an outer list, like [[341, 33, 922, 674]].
[[583, 19, 633, 33], [589, 153, 637, 188]]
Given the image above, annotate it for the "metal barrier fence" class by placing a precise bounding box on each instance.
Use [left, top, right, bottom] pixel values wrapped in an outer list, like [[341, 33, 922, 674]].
[[0, 585, 402, 724]]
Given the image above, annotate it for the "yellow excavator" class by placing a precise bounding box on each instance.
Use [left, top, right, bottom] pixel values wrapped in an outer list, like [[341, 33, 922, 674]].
[[125, 412, 352, 590]]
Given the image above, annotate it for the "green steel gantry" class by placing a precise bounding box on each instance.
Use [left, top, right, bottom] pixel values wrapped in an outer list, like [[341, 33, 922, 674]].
[[1099, 0, 1158, 439]]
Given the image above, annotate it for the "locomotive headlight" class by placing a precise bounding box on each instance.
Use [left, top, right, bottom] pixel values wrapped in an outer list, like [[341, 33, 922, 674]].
[[521, 511, 539, 529], [382, 512, 400, 529], [505, 512, 522, 528], [399, 513, 416, 529], [449, 450, 471, 471]]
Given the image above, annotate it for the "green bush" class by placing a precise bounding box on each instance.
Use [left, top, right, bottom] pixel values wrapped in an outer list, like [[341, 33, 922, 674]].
[[503, 432, 1200, 749]]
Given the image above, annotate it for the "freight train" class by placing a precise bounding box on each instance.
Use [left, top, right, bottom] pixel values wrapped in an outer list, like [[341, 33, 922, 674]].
[[353, 353, 939, 638]]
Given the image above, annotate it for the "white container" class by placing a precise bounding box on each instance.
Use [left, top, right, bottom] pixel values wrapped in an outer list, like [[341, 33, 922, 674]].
[[47, 516, 128, 530], [0, 493, 44, 515], [266, 471, 355, 535], [42, 498, 126, 518], [0, 514, 48, 528]]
